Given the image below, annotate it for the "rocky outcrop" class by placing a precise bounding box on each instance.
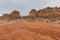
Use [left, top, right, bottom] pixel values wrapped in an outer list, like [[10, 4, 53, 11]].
[[10, 10, 21, 19], [37, 7, 60, 15], [2, 7, 60, 20], [2, 10, 21, 19], [29, 9, 37, 17], [2, 14, 10, 18], [33, 7, 60, 19]]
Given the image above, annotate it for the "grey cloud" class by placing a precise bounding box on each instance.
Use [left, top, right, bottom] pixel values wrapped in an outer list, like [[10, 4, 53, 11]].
[[0, 0, 60, 16]]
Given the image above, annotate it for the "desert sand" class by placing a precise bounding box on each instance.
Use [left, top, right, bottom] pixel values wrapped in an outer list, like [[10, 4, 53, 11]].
[[0, 20, 60, 40]]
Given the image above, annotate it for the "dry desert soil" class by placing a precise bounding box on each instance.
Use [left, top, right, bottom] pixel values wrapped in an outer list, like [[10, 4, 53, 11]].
[[0, 20, 60, 40]]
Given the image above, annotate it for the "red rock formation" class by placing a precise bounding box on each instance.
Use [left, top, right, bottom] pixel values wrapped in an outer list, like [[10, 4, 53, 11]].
[[36, 7, 60, 19], [2, 10, 21, 19], [10, 10, 21, 19], [37, 7, 53, 15], [37, 7, 60, 14], [2, 14, 10, 17], [2, 7, 60, 20], [29, 9, 37, 17]]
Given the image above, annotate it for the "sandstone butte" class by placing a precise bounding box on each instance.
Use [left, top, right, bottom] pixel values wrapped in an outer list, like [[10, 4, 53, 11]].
[[2, 10, 21, 19], [0, 7, 60, 40]]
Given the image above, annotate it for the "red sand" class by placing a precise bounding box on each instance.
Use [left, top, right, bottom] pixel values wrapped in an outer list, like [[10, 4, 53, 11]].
[[0, 21, 60, 40]]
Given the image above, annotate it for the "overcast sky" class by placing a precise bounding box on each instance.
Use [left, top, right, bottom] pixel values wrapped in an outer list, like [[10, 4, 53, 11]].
[[0, 0, 60, 16]]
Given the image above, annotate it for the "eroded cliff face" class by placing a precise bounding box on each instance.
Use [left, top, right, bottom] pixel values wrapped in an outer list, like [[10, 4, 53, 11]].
[[25, 7, 60, 20], [29, 9, 37, 17], [1, 7, 60, 20], [2, 14, 11, 18], [21, 9, 37, 19], [10, 10, 21, 19], [2, 10, 21, 20], [36, 7, 60, 19]]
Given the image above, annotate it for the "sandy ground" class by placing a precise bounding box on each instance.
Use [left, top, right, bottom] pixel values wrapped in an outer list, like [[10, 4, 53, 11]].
[[0, 20, 60, 40]]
